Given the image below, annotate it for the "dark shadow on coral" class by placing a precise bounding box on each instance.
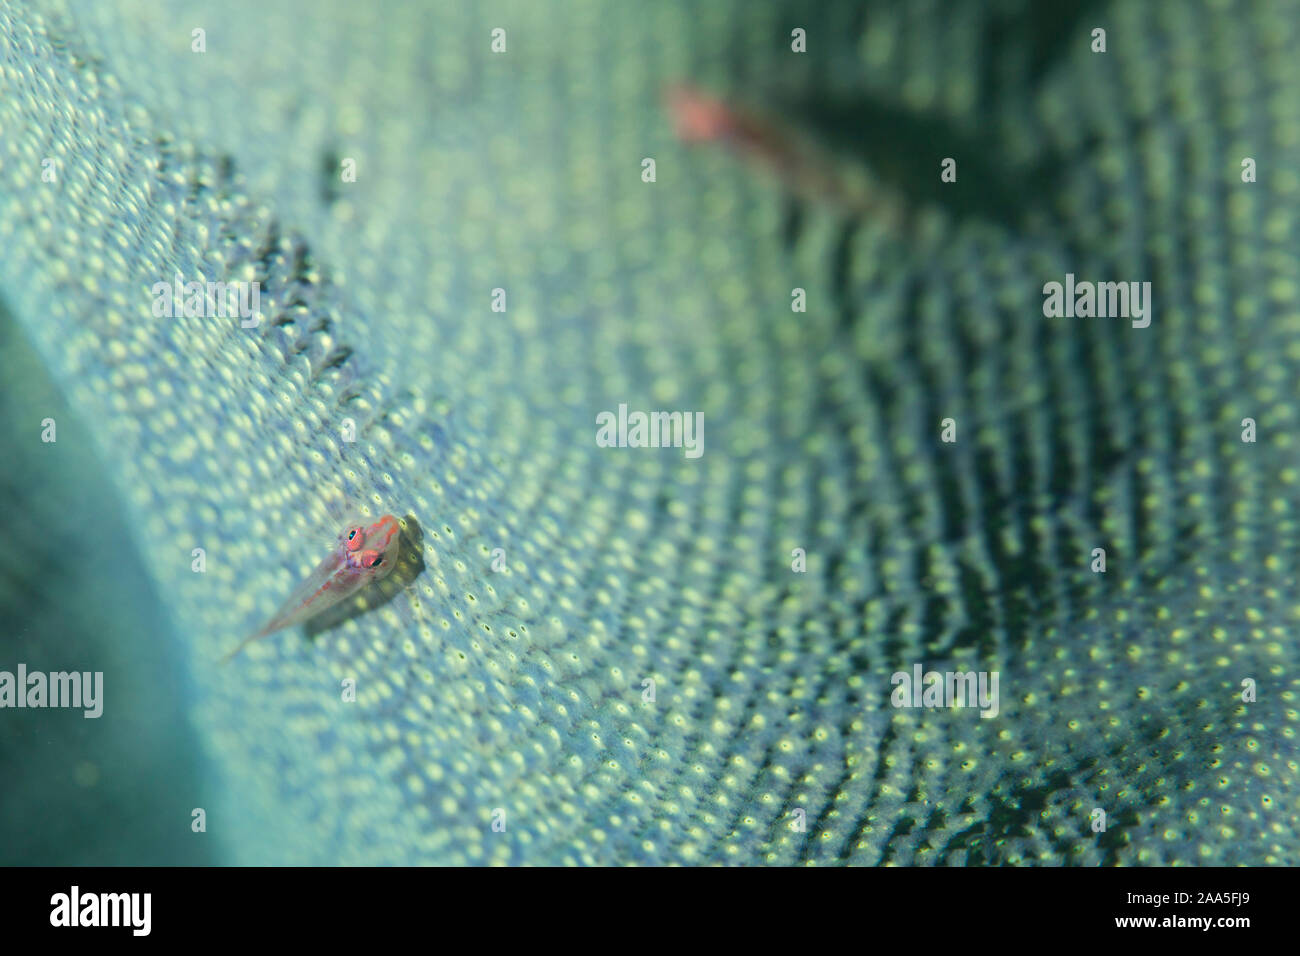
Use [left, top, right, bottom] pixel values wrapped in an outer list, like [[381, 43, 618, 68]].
[[977, 0, 1109, 112], [771, 91, 1051, 234]]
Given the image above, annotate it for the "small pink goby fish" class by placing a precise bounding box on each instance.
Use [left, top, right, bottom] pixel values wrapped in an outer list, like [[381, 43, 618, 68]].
[[664, 82, 896, 223], [222, 514, 402, 662]]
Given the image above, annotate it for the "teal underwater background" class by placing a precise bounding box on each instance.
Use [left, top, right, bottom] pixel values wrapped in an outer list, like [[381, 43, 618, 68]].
[[1, 0, 1298, 864]]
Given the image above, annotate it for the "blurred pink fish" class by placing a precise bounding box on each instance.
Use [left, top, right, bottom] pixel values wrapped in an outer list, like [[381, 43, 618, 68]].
[[664, 82, 893, 221]]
